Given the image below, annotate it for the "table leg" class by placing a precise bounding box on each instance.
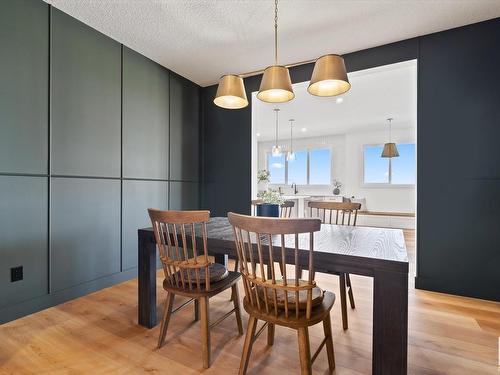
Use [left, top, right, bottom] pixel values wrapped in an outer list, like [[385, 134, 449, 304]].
[[372, 269, 408, 375], [214, 253, 228, 268], [138, 231, 157, 328]]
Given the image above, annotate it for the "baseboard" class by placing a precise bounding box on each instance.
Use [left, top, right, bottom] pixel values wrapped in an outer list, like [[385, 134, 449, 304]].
[[415, 275, 500, 302], [0, 268, 138, 324]]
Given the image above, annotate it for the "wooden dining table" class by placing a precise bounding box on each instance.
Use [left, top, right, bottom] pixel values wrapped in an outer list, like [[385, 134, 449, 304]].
[[137, 216, 409, 375]]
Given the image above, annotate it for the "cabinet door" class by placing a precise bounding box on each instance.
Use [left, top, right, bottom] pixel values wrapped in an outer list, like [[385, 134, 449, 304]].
[[0, 176, 48, 308], [123, 47, 169, 180], [51, 178, 120, 291], [122, 180, 168, 270], [169, 182, 199, 210], [0, 0, 48, 174], [169, 73, 200, 182], [51, 8, 121, 177]]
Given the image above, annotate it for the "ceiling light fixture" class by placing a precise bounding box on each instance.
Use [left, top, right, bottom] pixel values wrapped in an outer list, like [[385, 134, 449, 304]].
[[308, 54, 350, 97], [257, 0, 294, 103], [271, 108, 282, 156], [286, 119, 295, 161], [381, 118, 399, 158], [213, 74, 248, 109]]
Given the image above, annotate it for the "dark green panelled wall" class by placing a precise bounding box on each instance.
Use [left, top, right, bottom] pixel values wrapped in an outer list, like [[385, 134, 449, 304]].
[[0, 0, 201, 323]]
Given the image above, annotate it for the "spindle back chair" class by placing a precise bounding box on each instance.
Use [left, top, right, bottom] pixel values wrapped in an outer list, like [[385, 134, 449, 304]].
[[228, 212, 336, 375], [148, 209, 243, 368], [308, 201, 361, 226], [307, 201, 361, 330], [280, 200, 295, 218]]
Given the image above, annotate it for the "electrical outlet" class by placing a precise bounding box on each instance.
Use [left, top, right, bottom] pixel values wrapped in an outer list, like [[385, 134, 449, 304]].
[[10, 266, 23, 282]]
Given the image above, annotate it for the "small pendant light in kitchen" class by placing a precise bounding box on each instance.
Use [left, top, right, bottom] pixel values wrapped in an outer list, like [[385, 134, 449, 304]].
[[286, 119, 295, 161], [271, 108, 282, 156], [381, 118, 399, 158]]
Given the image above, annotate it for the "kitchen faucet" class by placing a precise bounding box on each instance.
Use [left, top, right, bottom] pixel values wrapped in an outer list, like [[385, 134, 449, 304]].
[[291, 183, 298, 194]]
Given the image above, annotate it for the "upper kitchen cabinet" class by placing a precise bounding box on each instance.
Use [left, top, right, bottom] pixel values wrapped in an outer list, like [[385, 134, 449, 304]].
[[50, 8, 121, 177], [169, 72, 200, 182], [122, 47, 170, 180], [0, 0, 48, 174]]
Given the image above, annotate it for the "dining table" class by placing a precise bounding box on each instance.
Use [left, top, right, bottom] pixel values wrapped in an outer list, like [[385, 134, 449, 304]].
[[137, 216, 409, 375]]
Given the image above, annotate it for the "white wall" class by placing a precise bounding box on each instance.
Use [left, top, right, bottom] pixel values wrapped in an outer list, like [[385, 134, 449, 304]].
[[257, 127, 416, 213]]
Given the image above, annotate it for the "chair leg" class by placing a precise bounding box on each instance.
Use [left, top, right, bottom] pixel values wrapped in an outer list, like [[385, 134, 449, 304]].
[[194, 299, 200, 321], [230, 260, 239, 301], [239, 315, 258, 375], [200, 296, 211, 369], [339, 273, 348, 330], [297, 327, 312, 375], [157, 292, 175, 349], [267, 323, 275, 346], [231, 284, 244, 335], [323, 314, 336, 373], [346, 273, 355, 309]]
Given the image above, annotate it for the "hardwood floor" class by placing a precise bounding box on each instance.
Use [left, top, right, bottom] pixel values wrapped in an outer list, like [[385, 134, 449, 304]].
[[1, 230, 499, 374]]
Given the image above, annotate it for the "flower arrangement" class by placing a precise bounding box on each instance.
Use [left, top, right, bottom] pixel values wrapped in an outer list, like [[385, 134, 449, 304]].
[[257, 169, 270, 183], [333, 179, 342, 189], [257, 189, 284, 205]]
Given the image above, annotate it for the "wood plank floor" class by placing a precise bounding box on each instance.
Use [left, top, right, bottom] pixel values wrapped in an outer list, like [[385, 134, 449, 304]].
[[1, 230, 499, 374]]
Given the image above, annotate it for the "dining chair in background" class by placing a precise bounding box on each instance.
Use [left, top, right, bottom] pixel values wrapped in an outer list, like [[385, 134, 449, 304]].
[[280, 200, 295, 218], [307, 201, 361, 330], [148, 209, 243, 368], [228, 212, 336, 375]]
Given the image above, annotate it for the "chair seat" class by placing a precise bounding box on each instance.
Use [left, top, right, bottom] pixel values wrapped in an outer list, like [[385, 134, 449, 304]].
[[243, 290, 335, 329], [163, 269, 240, 298], [179, 262, 229, 284], [257, 280, 324, 310]]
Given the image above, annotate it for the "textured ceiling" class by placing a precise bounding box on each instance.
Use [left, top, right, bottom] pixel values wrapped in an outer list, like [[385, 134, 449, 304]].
[[45, 0, 500, 87], [253, 60, 417, 141]]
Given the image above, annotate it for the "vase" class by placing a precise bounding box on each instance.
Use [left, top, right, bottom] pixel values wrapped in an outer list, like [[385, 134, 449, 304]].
[[257, 203, 279, 217], [333, 188, 340, 195]]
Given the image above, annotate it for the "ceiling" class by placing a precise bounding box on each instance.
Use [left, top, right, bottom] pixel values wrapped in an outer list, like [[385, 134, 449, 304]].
[[45, 0, 500, 87], [253, 60, 417, 141]]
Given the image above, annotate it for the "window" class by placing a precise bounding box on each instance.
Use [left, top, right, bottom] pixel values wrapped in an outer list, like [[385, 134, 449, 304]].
[[363, 143, 415, 185], [268, 153, 285, 184], [266, 148, 332, 185], [287, 150, 307, 185], [309, 149, 331, 185]]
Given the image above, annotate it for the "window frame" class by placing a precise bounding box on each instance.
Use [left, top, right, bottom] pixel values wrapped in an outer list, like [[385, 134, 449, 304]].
[[267, 147, 332, 187], [362, 143, 415, 188]]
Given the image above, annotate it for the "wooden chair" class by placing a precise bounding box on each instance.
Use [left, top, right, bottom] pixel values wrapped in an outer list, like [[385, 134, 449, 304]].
[[148, 209, 243, 368], [308, 201, 361, 330], [228, 212, 336, 375], [280, 200, 295, 218]]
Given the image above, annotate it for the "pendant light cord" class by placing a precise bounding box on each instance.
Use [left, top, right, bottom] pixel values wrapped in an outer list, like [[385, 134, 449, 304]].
[[274, 0, 278, 65], [290, 119, 293, 152], [388, 118, 393, 142], [274, 108, 280, 147]]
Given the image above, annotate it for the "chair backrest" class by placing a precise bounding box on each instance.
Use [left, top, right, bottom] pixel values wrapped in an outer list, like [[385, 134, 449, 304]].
[[148, 209, 212, 291], [251, 199, 263, 216], [228, 212, 321, 319], [280, 200, 295, 218], [308, 201, 361, 226]]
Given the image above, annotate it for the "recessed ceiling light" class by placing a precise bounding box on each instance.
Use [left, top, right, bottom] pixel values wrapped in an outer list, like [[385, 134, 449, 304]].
[[301, 128, 307, 132], [336, 97, 344, 104], [256, 132, 261, 137]]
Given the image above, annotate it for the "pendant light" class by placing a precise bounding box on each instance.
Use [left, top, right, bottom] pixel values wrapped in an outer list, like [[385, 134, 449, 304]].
[[257, 0, 294, 103], [271, 108, 282, 156], [308, 54, 350, 97], [286, 119, 295, 161], [213, 74, 248, 109], [381, 118, 399, 158]]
